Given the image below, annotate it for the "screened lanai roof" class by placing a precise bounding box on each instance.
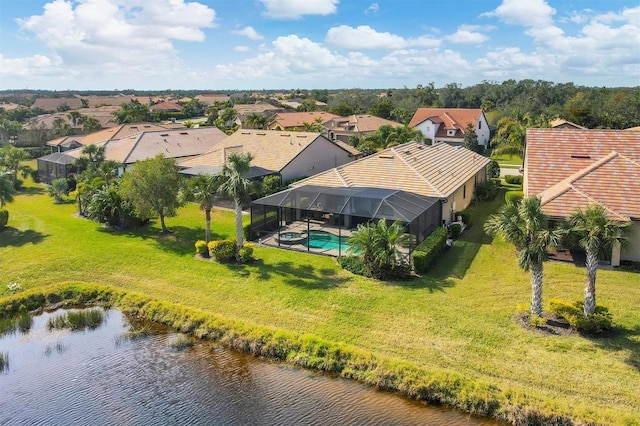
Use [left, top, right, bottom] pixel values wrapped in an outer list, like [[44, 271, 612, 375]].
[[253, 184, 439, 223], [38, 152, 75, 165]]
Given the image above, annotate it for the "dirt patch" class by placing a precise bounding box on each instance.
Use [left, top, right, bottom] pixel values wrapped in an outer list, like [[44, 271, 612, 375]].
[[515, 312, 575, 336]]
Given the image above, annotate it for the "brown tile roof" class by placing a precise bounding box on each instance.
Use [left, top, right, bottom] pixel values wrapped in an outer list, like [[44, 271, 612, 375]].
[[46, 135, 85, 147], [549, 118, 587, 129], [32, 98, 84, 112], [178, 130, 352, 174], [525, 129, 640, 220], [408, 108, 483, 131], [294, 142, 490, 198], [80, 123, 177, 145], [149, 101, 182, 112], [80, 95, 143, 108], [268, 111, 337, 129], [325, 115, 403, 133]]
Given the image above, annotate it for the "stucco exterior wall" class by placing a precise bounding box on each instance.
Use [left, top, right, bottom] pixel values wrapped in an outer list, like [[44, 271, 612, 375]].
[[280, 137, 354, 183], [621, 220, 640, 263], [440, 168, 487, 224], [414, 119, 437, 142]]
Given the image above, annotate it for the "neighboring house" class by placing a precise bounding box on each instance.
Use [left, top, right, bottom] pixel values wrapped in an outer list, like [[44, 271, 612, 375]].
[[38, 127, 227, 183], [0, 102, 20, 111], [549, 118, 587, 130], [79, 123, 176, 146], [524, 129, 640, 265], [267, 112, 338, 131], [323, 114, 404, 143], [195, 94, 231, 106], [292, 142, 490, 225], [178, 129, 357, 184], [409, 108, 490, 148], [32, 98, 84, 112], [150, 101, 182, 113], [46, 136, 85, 153]]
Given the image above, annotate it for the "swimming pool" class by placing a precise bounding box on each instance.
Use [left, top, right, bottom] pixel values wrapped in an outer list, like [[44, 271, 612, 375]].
[[303, 230, 351, 252]]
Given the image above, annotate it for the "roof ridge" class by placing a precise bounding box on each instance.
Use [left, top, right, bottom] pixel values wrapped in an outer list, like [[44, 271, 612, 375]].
[[121, 133, 144, 165], [393, 143, 444, 197], [335, 167, 349, 186]]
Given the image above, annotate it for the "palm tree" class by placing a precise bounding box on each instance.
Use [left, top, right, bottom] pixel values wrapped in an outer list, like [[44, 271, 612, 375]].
[[348, 219, 411, 278], [219, 153, 255, 251], [0, 146, 31, 189], [484, 196, 562, 316], [47, 178, 68, 203], [67, 111, 82, 126], [0, 174, 15, 207], [567, 204, 630, 316], [188, 174, 223, 244]]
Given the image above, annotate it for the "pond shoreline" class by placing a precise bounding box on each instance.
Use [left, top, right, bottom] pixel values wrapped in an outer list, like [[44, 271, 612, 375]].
[[1, 283, 577, 426]]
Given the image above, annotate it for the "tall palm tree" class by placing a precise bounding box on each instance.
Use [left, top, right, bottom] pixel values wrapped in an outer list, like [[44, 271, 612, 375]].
[[567, 204, 630, 316], [348, 219, 411, 278], [484, 197, 562, 316], [219, 153, 254, 251], [188, 174, 224, 244]]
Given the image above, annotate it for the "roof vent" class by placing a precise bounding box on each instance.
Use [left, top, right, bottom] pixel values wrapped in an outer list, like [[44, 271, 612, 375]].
[[570, 154, 591, 159], [160, 133, 169, 136], [379, 154, 394, 159], [256, 132, 266, 135], [180, 132, 188, 135]]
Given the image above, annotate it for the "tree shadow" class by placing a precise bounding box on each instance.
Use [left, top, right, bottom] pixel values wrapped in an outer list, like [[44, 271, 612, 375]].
[[17, 186, 45, 196], [386, 275, 456, 293], [0, 227, 47, 247], [236, 259, 348, 290], [588, 324, 640, 373]]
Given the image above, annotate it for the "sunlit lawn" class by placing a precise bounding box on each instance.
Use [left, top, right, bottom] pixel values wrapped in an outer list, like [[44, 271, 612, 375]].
[[1, 178, 639, 424]]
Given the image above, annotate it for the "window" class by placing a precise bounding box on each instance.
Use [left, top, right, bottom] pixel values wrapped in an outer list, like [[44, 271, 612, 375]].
[[463, 184, 466, 199], [478, 121, 482, 129], [447, 130, 455, 136]]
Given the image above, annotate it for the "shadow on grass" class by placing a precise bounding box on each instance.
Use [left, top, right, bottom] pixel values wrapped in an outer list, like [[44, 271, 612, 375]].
[[589, 324, 640, 373], [17, 186, 45, 196], [389, 276, 457, 293], [241, 259, 348, 289], [0, 227, 47, 247]]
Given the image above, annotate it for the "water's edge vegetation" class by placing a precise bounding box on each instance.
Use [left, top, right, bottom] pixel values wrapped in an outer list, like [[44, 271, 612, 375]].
[[1, 283, 575, 425]]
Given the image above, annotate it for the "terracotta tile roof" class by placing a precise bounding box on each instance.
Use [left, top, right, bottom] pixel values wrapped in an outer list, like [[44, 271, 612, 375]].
[[80, 123, 177, 145], [294, 142, 490, 198], [408, 108, 483, 131], [268, 111, 337, 129], [149, 101, 182, 112], [32, 98, 84, 112], [525, 129, 640, 220], [325, 115, 403, 133], [178, 130, 349, 174]]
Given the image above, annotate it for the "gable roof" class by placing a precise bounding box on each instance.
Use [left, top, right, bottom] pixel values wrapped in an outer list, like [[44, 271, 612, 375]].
[[80, 123, 176, 145], [525, 129, 640, 220], [46, 135, 85, 148], [549, 118, 587, 129], [325, 114, 403, 133], [270, 111, 337, 129], [149, 101, 182, 112], [294, 142, 490, 198], [178, 129, 349, 174], [408, 108, 483, 132]]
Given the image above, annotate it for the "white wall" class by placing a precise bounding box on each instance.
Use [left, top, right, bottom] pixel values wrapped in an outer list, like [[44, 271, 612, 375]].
[[414, 119, 437, 142], [281, 136, 355, 183], [476, 112, 491, 147], [621, 221, 640, 263]]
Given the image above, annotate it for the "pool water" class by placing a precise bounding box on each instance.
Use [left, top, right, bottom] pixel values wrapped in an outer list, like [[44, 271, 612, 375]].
[[304, 230, 351, 252]]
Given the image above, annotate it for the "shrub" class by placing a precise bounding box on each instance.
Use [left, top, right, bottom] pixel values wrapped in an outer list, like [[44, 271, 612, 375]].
[[475, 180, 498, 201], [338, 256, 370, 277], [194, 240, 208, 255], [238, 245, 254, 263], [207, 240, 217, 255], [0, 209, 8, 231], [211, 240, 237, 262], [505, 191, 524, 206], [243, 223, 251, 242], [413, 227, 448, 274], [449, 223, 462, 239], [548, 299, 613, 334], [504, 175, 523, 185], [487, 160, 500, 178], [454, 210, 471, 225], [528, 314, 547, 328]]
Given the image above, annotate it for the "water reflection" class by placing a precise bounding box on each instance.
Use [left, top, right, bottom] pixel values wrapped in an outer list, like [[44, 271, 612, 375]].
[[0, 308, 500, 425]]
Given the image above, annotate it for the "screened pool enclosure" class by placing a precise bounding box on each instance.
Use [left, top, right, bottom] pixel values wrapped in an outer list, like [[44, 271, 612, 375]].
[[250, 185, 442, 256]]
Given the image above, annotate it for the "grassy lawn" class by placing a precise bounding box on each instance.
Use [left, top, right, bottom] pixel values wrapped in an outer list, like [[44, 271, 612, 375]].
[[1, 179, 639, 425], [487, 152, 523, 167]]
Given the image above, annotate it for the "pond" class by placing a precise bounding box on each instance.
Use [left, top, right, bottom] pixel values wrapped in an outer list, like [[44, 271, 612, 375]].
[[0, 308, 500, 425]]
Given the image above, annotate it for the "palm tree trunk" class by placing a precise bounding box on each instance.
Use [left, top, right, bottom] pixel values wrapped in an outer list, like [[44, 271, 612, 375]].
[[584, 249, 598, 316], [234, 197, 243, 250], [205, 208, 211, 244], [531, 262, 544, 316]]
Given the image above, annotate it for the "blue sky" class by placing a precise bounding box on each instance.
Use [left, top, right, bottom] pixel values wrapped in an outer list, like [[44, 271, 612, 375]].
[[0, 0, 638, 90]]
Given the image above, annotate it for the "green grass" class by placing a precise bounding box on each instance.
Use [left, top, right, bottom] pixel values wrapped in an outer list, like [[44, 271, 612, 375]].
[[487, 152, 523, 167], [1, 178, 639, 425]]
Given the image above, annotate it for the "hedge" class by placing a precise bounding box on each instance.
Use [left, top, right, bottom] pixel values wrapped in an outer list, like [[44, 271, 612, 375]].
[[413, 227, 448, 274], [454, 210, 471, 225], [505, 191, 524, 206], [504, 175, 523, 185], [0, 209, 8, 231]]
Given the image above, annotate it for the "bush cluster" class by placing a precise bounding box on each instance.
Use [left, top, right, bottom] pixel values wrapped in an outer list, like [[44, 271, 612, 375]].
[[454, 210, 471, 225], [548, 299, 613, 334], [338, 256, 370, 277], [194, 240, 208, 255], [474, 180, 498, 201], [238, 245, 254, 263], [0, 209, 8, 231], [413, 227, 448, 274], [205, 240, 254, 263], [449, 223, 462, 239], [505, 191, 524, 206], [504, 175, 523, 185]]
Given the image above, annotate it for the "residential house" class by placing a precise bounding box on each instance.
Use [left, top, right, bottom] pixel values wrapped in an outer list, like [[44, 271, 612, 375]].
[[409, 108, 490, 148], [267, 112, 338, 131], [178, 129, 357, 184], [195, 94, 231, 106], [149, 101, 182, 113], [46, 136, 85, 153], [323, 114, 404, 143], [32, 98, 84, 112], [524, 129, 640, 265], [549, 119, 587, 130]]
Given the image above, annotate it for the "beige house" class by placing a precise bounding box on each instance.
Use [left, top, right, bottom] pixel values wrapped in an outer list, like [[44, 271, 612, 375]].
[[267, 112, 337, 131], [178, 129, 357, 183], [524, 128, 640, 265], [323, 114, 404, 143]]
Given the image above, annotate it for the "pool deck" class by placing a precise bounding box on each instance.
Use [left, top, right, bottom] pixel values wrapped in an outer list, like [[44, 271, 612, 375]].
[[257, 220, 410, 258]]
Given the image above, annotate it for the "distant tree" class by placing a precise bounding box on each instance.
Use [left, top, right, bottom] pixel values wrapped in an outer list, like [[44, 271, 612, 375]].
[[67, 111, 82, 126], [0, 173, 15, 207], [81, 116, 102, 133], [112, 100, 150, 124], [302, 117, 324, 132], [567, 204, 631, 316], [0, 146, 31, 189], [216, 107, 238, 132], [47, 178, 68, 203], [181, 99, 205, 118], [296, 98, 319, 112], [219, 152, 255, 251], [119, 154, 183, 234], [487, 160, 500, 178], [56, 103, 71, 112], [484, 197, 562, 316], [244, 113, 268, 129], [0, 119, 22, 144], [329, 103, 355, 117], [367, 99, 394, 120], [80, 99, 89, 108], [52, 117, 72, 137], [462, 123, 479, 152]]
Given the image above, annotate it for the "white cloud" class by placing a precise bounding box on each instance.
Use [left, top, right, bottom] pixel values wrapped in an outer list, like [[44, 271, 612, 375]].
[[0, 53, 59, 78], [446, 29, 489, 44], [364, 3, 379, 15], [260, 0, 338, 19], [325, 25, 440, 50], [482, 0, 555, 28], [231, 26, 263, 40], [234, 46, 250, 52]]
